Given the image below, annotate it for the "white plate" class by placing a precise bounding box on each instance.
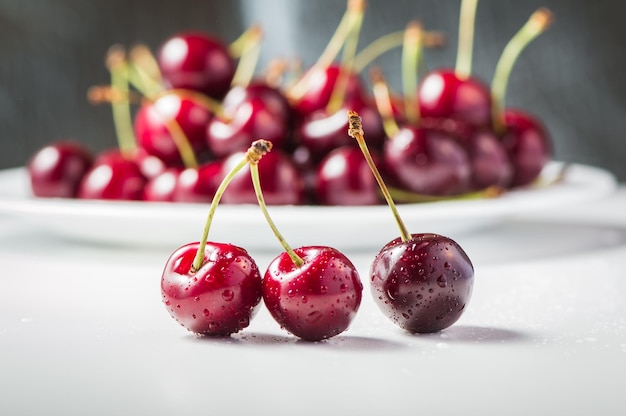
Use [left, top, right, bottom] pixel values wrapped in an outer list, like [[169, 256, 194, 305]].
[[0, 162, 617, 251]]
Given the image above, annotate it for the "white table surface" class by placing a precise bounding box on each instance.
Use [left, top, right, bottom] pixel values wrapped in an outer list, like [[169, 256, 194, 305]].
[[1, 187, 626, 416]]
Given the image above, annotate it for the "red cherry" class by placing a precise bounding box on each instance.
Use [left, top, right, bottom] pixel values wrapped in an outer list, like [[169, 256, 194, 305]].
[[27, 141, 93, 198], [157, 32, 235, 99], [143, 167, 183, 202], [77, 151, 147, 201], [315, 146, 382, 206], [370, 233, 474, 333], [417, 69, 492, 128], [465, 129, 513, 190], [292, 65, 366, 116], [206, 97, 289, 159], [297, 101, 384, 163], [172, 161, 222, 203], [221, 148, 305, 205], [222, 81, 293, 124], [383, 126, 471, 196], [501, 109, 552, 187], [134, 94, 212, 167], [161, 242, 262, 336], [263, 246, 363, 341]]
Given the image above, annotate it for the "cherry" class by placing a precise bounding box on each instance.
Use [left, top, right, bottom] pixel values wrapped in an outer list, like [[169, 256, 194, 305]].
[[263, 246, 363, 341], [383, 126, 471, 196], [464, 129, 513, 190], [417, 70, 492, 128], [220, 148, 305, 205], [157, 32, 235, 99], [501, 109, 551, 187], [161, 242, 262, 335], [370, 233, 474, 333], [206, 96, 288, 159], [315, 145, 382, 206], [27, 141, 93, 198], [245, 146, 362, 340], [222, 81, 293, 125], [348, 110, 474, 333], [291, 65, 367, 117], [77, 150, 147, 201], [134, 93, 212, 167], [143, 167, 183, 202], [160, 141, 271, 336], [172, 161, 223, 203], [297, 100, 384, 163]]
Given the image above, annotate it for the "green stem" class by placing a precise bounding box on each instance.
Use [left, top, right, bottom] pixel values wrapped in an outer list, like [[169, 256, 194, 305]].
[[250, 163, 304, 267], [326, 2, 364, 114], [401, 21, 423, 125], [455, 0, 479, 78], [191, 154, 250, 272], [128, 44, 164, 97], [106, 46, 137, 158], [287, 0, 364, 101], [231, 25, 263, 87], [370, 68, 400, 138], [347, 110, 411, 242], [491, 8, 554, 134]]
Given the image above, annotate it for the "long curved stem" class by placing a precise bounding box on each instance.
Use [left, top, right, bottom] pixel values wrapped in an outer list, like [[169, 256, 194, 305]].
[[250, 163, 304, 267], [191, 140, 273, 272], [491, 8, 554, 134], [347, 110, 411, 242], [401, 21, 423, 125], [370, 68, 400, 138], [106, 45, 137, 158], [455, 0, 479, 78]]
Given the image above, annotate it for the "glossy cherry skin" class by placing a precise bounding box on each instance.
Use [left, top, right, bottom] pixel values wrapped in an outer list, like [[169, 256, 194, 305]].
[[220, 149, 306, 205], [297, 101, 385, 163], [206, 97, 289, 159], [315, 146, 382, 206], [292, 64, 367, 117], [263, 246, 363, 341], [27, 141, 93, 198], [501, 109, 552, 187], [157, 32, 235, 99], [465, 129, 513, 190], [418, 69, 492, 128], [77, 151, 147, 200], [172, 161, 222, 203], [134, 94, 212, 167], [384, 126, 471, 196], [143, 167, 183, 202], [161, 242, 263, 336], [222, 81, 293, 125], [370, 233, 474, 333]]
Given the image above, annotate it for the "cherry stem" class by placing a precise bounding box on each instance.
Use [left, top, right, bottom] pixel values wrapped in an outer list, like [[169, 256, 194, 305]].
[[191, 140, 273, 272], [326, 0, 365, 114], [155, 88, 224, 117], [287, 0, 365, 101], [128, 44, 164, 97], [369, 67, 400, 138], [455, 0, 479, 78], [353, 30, 446, 73], [249, 156, 305, 268], [401, 21, 423, 125], [106, 45, 137, 159], [231, 25, 263, 87], [491, 8, 554, 134], [347, 110, 411, 242]]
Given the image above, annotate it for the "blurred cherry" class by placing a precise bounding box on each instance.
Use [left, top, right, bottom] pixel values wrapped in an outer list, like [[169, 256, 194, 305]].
[[27, 141, 93, 198], [134, 93, 212, 167], [77, 151, 146, 200], [157, 32, 235, 99], [221, 148, 305, 205], [315, 146, 382, 205]]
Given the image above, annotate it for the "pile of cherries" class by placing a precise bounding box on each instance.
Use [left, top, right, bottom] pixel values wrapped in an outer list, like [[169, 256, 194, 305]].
[[27, 0, 554, 207]]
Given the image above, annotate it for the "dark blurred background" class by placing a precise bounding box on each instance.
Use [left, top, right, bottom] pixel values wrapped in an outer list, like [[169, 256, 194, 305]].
[[1, 0, 625, 181]]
